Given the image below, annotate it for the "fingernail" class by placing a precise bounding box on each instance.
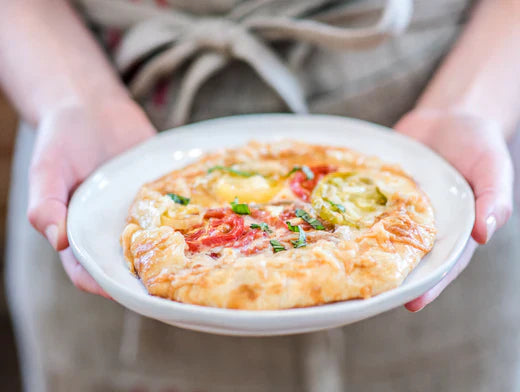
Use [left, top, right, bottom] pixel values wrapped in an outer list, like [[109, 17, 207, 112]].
[[485, 215, 497, 243], [45, 224, 58, 249]]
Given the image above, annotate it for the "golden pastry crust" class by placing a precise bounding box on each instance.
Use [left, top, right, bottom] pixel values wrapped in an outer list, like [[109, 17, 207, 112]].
[[121, 141, 436, 310]]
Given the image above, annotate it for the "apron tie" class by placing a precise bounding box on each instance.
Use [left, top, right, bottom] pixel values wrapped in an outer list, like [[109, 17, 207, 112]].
[[77, 0, 413, 126]]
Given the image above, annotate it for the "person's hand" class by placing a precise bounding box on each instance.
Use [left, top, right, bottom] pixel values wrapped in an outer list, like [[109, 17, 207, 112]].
[[27, 99, 156, 297], [394, 108, 513, 311]]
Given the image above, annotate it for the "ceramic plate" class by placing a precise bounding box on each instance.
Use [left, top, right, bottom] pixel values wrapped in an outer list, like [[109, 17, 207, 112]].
[[68, 114, 474, 336]]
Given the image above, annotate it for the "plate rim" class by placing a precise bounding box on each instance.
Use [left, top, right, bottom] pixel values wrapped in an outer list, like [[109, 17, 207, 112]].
[[67, 113, 475, 333]]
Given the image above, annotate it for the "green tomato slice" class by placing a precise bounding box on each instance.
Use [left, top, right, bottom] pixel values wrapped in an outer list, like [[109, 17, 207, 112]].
[[311, 172, 387, 227]]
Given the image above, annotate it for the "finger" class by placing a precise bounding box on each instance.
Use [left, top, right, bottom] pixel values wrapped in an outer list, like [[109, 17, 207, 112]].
[[405, 239, 478, 312], [60, 248, 112, 299], [27, 154, 72, 251], [469, 144, 513, 244]]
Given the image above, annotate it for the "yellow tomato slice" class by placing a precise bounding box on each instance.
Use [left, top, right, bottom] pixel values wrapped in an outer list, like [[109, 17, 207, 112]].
[[311, 172, 387, 227], [212, 173, 282, 204]]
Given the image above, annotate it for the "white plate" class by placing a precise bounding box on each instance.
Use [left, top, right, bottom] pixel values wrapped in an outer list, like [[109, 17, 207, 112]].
[[68, 114, 474, 336]]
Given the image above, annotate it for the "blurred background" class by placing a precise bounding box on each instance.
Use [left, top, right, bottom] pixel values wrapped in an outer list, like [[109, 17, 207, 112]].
[[0, 90, 22, 391]]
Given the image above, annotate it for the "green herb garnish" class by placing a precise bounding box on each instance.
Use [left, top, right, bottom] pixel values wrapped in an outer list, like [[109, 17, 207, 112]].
[[208, 165, 256, 177], [285, 221, 299, 232], [167, 193, 190, 206], [287, 167, 299, 176], [291, 225, 307, 248], [327, 199, 346, 213], [230, 197, 251, 215], [287, 165, 314, 180], [295, 209, 325, 230], [270, 239, 286, 253], [250, 222, 272, 233]]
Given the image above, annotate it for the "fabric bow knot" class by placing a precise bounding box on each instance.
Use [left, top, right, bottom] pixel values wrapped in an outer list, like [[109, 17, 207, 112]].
[[79, 0, 413, 126], [186, 18, 247, 52]]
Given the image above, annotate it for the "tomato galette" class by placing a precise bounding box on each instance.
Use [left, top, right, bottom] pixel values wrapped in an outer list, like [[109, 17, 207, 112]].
[[121, 141, 436, 310]]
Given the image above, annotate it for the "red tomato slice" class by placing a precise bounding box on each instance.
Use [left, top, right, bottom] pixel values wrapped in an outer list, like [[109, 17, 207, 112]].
[[250, 208, 284, 230], [289, 165, 336, 202], [233, 229, 269, 255], [185, 208, 245, 252], [251, 206, 315, 231], [278, 208, 313, 231], [185, 208, 270, 254]]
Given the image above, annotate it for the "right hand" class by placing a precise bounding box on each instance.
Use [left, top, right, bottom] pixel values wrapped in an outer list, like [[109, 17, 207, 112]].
[[395, 109, 514, 311], [28, 98, 156, 297]]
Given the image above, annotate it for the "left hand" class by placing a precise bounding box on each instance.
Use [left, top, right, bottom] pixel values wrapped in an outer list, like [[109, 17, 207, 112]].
[[394, 108, 514, 311], [28, 99, 156, 297]]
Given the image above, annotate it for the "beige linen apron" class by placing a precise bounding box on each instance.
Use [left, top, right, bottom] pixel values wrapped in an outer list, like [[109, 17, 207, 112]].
[[8, 1, 520, 391]]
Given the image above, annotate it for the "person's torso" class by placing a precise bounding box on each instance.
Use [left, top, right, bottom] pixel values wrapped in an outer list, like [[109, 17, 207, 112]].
[[75, 0, 474, 128]]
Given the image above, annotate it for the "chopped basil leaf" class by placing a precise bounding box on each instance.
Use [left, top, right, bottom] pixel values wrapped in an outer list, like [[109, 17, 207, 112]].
[[285, 221, 299, 232], [270, 239, 286, 253], [208, 165, 256, 177], [291, 225, 307, 248], [287, 167, 300, 176], [167, 193, 190, 206], [287, 165, 314, 180], [295, 209, 325, 230], [250, 222, 271, 233], [327, 199, 346, 213], [230, 197, 251, 215]]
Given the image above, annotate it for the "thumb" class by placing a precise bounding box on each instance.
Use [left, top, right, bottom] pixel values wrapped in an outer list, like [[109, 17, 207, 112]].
[[469, 144, 513, 244], [27, 157, 72, 251]]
